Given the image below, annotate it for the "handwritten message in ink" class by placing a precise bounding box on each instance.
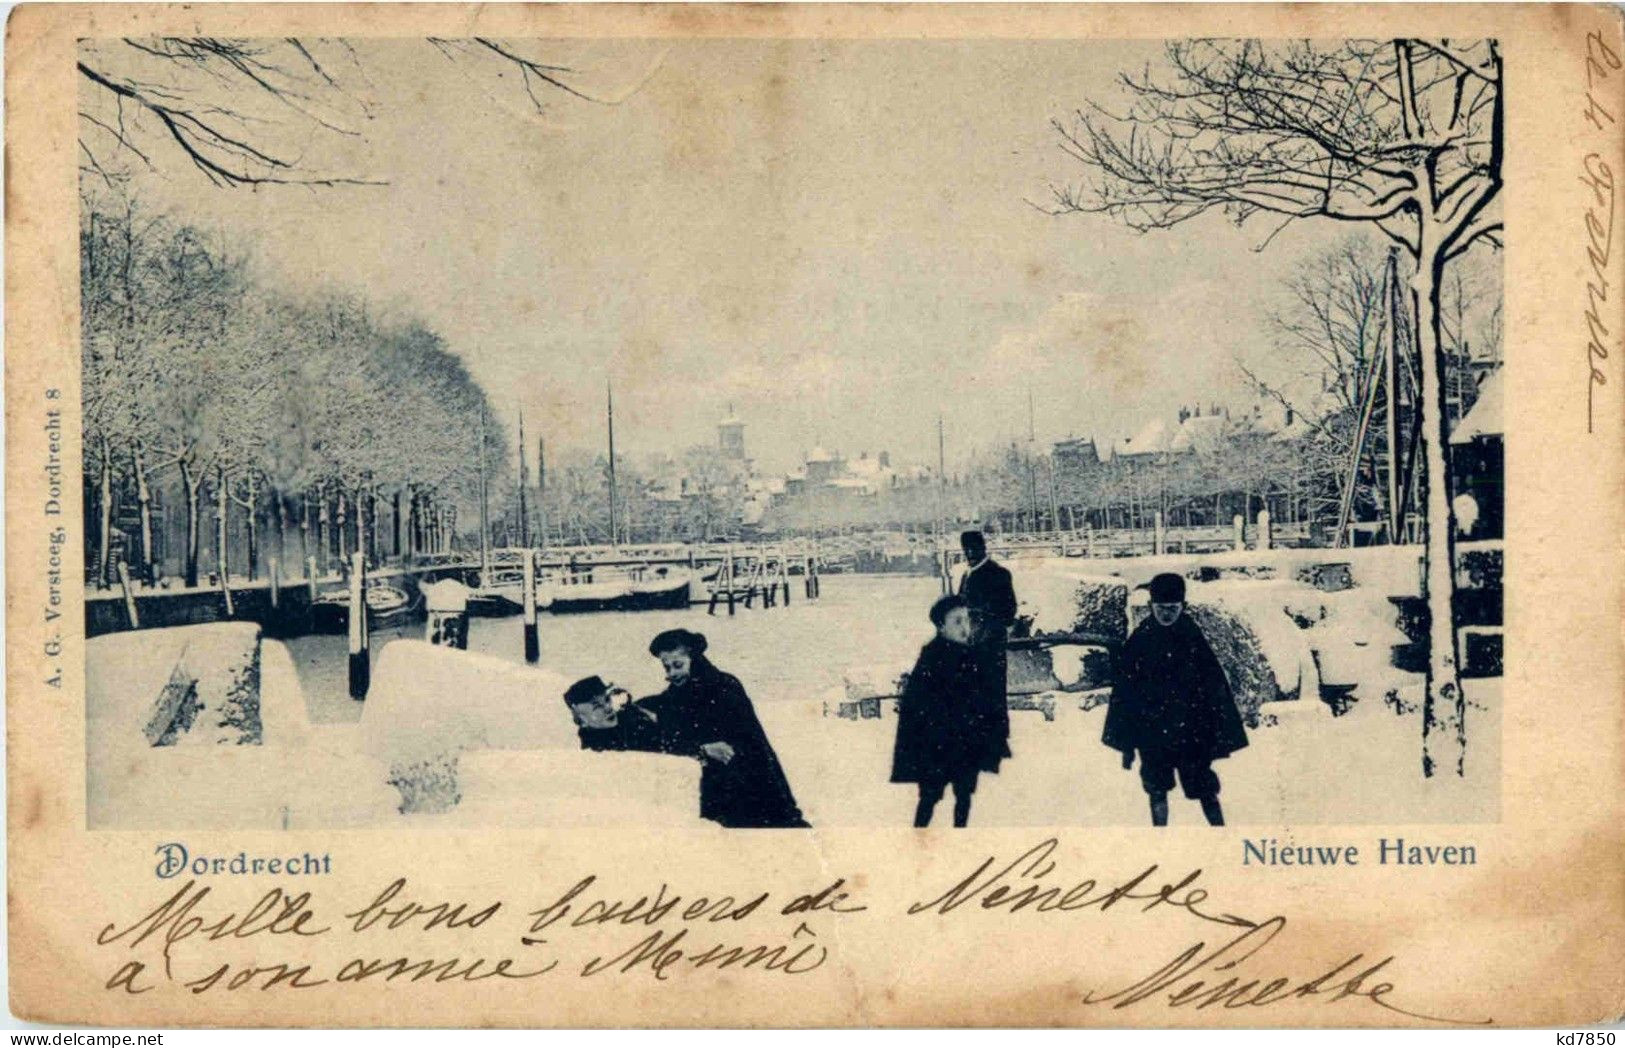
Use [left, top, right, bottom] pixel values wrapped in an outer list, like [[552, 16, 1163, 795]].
[[89, 839, 1490, 1024]]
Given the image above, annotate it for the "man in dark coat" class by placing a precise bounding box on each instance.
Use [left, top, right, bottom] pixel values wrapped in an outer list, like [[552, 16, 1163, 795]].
[[1103, 573, 1248, 827], [891, 596, 988, 827], [957, 530, 1015, 772], [643, 629, 809, 829]]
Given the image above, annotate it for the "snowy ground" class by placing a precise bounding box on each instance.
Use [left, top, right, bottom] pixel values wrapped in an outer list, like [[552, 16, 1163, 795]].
[[87, 551, 1497, 829], [759, 683, 1498, 828], [89, 640, 1499, 830]]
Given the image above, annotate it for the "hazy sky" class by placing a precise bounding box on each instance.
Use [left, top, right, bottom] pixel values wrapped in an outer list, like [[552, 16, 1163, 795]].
[[112, 37, 1358, 476]]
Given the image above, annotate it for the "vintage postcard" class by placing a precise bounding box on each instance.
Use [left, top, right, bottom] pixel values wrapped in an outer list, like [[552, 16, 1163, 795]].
[[6, 1, 1623, 1028]]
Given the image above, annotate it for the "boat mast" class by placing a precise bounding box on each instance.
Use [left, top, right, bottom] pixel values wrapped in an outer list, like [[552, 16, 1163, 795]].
[[937, 413, 948, 593], [478, 403, 490, 582], [517, 408, 529, 548], [606, 380, 619, 548], [1026, 387, 1041, 532], [537, 435, 548, 550], [936, 413, 947, 532]]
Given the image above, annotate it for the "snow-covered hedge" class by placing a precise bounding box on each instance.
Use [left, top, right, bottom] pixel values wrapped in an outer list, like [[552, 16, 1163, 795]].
[[1124, 580, 1322, 723], [1010, 568, 1130, 639]]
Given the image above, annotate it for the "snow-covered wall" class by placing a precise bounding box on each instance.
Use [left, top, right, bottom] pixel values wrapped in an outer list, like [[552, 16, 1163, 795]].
[[360, 641, 704, 824], [88, 625, 402, 828], [87, 621, 264, 748]]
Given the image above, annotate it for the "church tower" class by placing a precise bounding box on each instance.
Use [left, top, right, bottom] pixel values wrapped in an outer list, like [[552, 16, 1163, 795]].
[[718, 405, 746, 462]]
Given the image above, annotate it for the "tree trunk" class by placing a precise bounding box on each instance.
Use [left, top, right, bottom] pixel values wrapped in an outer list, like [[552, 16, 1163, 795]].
[[1411, 245, 1466, 777], [274, 490, 288, 568], [409, 489, 420, 556], [336, 491, 348, 561], [393, 489, 402, 559], [244, 475, 260, 582], [215, 464, 230, 584], [133, 443, 154, 585], [300, 493, 311, 568], [96, 437, 113, 589], [317, 493, 329, 573], [180, 458, 200, 588], [356, 487, 370, 568]]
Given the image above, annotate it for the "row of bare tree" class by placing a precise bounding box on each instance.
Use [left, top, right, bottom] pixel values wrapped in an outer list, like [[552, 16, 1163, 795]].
[[81, 194, 508, 589]]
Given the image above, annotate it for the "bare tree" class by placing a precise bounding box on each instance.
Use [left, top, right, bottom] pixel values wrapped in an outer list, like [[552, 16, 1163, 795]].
[[1050, 39, 1502, 777], [1241, 238, 1393, 538], [78, 37, 616, 188]]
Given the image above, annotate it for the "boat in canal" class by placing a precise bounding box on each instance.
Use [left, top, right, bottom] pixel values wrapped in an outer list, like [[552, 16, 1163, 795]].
[[472, 566, 694, 615], [309, 583, 420, 633], [543, 570, 693, 614]]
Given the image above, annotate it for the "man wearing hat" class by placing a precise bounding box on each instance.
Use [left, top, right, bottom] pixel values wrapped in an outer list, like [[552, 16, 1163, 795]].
[[563, 676, 662, 753], [957, 530, 1016, 774], [1102, 572, 1248, 827]]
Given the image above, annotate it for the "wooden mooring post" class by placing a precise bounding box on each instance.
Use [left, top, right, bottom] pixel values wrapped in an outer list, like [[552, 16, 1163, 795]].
[[348, 550, 369, 700], [116, 560, 139, 630], [218, 565, 236, 618], [522, 548, 540, 664]]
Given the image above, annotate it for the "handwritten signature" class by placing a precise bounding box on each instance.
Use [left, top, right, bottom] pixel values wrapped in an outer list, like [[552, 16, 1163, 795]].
[[907, 838, 1490, 1025], [1583, 28, 1621, 433]]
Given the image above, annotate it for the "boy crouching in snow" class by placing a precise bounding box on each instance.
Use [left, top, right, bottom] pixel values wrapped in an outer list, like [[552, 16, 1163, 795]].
[[1103, 572, 1248, 827]]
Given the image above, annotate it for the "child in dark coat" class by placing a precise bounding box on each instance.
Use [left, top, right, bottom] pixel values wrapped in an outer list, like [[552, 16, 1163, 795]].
[[891, 595, 990, 827], [1103, 573, 1248, 827]]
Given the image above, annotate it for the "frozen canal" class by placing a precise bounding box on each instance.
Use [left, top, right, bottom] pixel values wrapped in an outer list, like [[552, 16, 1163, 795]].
[[287, 573, 946, 724], [272, 568, 1499, 828]]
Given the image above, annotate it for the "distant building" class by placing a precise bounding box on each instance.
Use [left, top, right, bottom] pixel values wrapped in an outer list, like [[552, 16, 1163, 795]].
[[805, 446, 843, 484], [718, 407, 747, 463]]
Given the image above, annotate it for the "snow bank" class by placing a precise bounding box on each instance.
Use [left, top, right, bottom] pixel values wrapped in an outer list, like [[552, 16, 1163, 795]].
[[427, 751, 704, 827], [89, 630, 400, 829], [1009, 567, 1129, 639], [1013, 545, 1422, 597], [87, 622, 264, 748], [1307, 590, 1414, 690], [1009, 549, 1425, 716], [360, 641, 578, 765], [359, 640, 704, 823]]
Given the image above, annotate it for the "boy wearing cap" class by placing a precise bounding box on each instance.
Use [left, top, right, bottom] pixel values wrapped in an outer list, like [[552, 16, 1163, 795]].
[[1102, 572, 1248, 827], [563, 676, 662, 753]]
